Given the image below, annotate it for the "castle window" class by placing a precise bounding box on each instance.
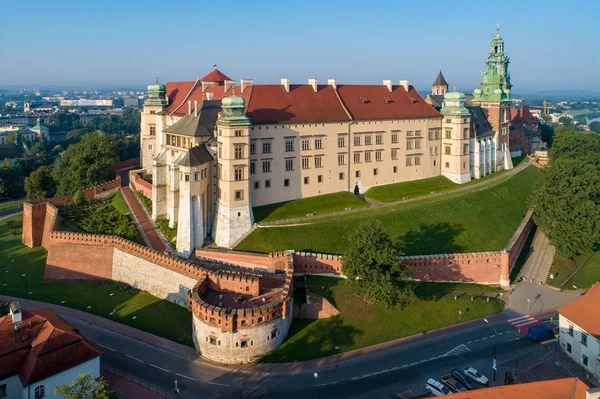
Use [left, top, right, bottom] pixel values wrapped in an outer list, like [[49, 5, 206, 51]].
[[339, 172, 345, 180], [235, 190, 243, 200], [301, 157, 309, 170], [194, 173, 199, 181], [149, 124, 156, 136], [318, 175, 323, 183], [354, 152, 361, 163], [375, 135, 383, 145], [235, 130, 243, 137], [415, 130, 422, 137], [428, 130, 434, 140], [184, 174, 190, 182], [150, 110, 155, 114], [301, 139, 311, 151], [445, 162, 450, 168], [284, 179, 290, 187], [241, 341, 247, 348], [234, 167, 244, 181], [430, 147, 434, 156], [258, 317, 263, 323], [444, 145, 452, 155], [315, 138, 323, 149], [435, 146, 439, 155], [445, 129, 452, 139], [393, 166, 398, 173], [304, 176, 310, 185], [254, 181, 260, 189], [355, 170, 360, 178], [271, 330, 277, 339], [463, 128, 469, 139], [415, 156, 421, 166], [373, 168, 378, 176], [34, 385, 45, 399], [177, 136, 181, 147], [234, 145, 244, 160], [463, 144, 469, 155], [415, 140, 421, 150], [262, 160, 271, 173], [435, 130, 441, 140], [406, 157, 413, 166], [365, 136, 372, 146], [338, 154, 346, 166], [314, 156, 322, 168], [391, 149, 398, 160], [365, 152, 372, 163], [463, 161, 467, 168], [375, 151, 383, 162], [406, 131, 414, 137], [392, 133, 399, 144], [250, 142, 256, 155], [286, 159, 294, 171], [250, 161, 255, 175], [354, 135, 361, 146], [445, 119, 451, 123], [262, 141, 272, 154], [406, 140, 413, 150], [338, 136, 346, 148], [241, 320, 246, 326], [285, 140, 294, 152], [209, 337, 216, 345], [265, 179, 271, 188], [218, 143, 222, 158]]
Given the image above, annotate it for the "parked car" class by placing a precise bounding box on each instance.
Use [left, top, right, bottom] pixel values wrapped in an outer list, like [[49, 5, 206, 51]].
[[528, 324, 555, 342], [441, 375, 468, 393], [464, 367, 489, 385], [451, 369, 478, 390], [425, 378, 451, 396]]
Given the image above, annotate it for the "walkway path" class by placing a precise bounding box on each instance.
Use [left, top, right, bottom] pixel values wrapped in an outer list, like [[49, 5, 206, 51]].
[[119, 172, 166, 252], [518, 230, 555, 284], [259, 160, 532, 227]]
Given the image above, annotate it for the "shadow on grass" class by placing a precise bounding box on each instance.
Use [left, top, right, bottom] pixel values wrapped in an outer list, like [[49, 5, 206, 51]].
[[396, 222, 464, 255]]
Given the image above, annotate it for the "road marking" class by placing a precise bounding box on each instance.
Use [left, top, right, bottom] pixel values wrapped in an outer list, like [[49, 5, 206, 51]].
[[509, 337, 520, 342], [149, 363, 170, 372], [474, 339, 480, 342], [497, 332, 504, 336], [316, 381, 338, 387], [97, 344, 114, 351], [515, 319, 538, 328], [125, 354, 143, 363], [540, 339, 555, 345], [507, 315, 534, 323], [481, 337, 487, 341], [351, 376, 360, 381], [208, 382, 230, 387], [176, 373, 196, 381], [488, 335, 495, 338]]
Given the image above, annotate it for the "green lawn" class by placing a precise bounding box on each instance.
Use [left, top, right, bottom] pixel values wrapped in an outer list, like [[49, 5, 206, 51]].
[[0, 199, 25, 211], [547, 255, 578, 287], [260, 276, 504, 362], [253, 192, 369, 223], [156, 218, 177, 244], [0, 215, 192, 346], [565, 252, 600, 290], [365, 176, 458, 203], [237, 165, 540, 255], [108, 190, 130, 215]]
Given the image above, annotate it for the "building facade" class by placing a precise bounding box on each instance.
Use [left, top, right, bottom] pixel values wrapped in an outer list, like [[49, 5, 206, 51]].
[[139, 29, 513, 255]]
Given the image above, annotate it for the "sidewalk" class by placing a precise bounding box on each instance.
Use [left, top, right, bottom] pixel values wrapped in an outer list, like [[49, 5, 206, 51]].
[[120, 185, 166, 252], [102, 368, 173, 399]]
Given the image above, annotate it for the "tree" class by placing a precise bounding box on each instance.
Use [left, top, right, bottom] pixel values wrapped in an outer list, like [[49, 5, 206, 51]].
[[531, 132, 600, 258], [54, 373, 120, 399], [25, 165, 56, 201], [342, 220, 413, 308], [540, 122, 555, 147], [590, 121, 600, 134], [2, 158, 11, 166], [73, 190, 85, 206], [53, 133, 118, 196], [0, 165, 23, 198]]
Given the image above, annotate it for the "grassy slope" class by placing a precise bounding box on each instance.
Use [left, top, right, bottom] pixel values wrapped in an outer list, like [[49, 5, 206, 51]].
[[0, 215, 192, 345], [237, 165, 540, 255], [252, 192, 369, 223], [260, 276, 503, 362], [108, 190, 130, 215], [0, 199, 25, 211], [547, 255, 579, 287], [566, 252, 600, 290]]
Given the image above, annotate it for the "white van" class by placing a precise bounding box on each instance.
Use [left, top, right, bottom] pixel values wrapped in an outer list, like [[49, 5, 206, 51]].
[[425, 378, 451, 396]]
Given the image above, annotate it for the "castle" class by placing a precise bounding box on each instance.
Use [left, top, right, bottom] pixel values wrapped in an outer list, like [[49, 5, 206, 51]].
[[140, 28, 514, 257]]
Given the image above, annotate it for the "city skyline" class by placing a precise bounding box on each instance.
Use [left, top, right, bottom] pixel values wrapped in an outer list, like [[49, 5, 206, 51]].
[[0, 0, 598, 91]]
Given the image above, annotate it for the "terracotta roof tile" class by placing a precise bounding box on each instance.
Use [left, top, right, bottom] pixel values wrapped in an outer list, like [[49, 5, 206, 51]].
[[430, 377, 588, 399], [0, 308, 101, 386], [558, 283, 600, 339], [200, 69, 231, 83]]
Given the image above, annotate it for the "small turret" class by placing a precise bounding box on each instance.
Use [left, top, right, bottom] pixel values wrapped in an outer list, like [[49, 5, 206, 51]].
[[144, 78, 168, 107]]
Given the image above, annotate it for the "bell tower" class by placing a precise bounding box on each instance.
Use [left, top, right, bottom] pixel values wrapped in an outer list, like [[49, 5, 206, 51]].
[[213, 88, 254, 248], [141, 79, 168, 171], [440, 89, 472, 184], [432, 70, 449, 96]]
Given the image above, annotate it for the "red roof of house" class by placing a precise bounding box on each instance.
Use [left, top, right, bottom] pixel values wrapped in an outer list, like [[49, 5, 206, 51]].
[[430, 377, 589, 399], [200, 69, 231, 83], [558, 283, 600, 339], [0, 308, 101, 386], [163, 70, 442, 123]]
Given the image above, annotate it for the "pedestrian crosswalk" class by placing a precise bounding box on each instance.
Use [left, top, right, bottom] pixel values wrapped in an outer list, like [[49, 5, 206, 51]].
[[506, 315, 542, 333]]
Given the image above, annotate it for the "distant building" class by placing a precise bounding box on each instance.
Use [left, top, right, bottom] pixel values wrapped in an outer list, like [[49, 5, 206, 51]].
[[558, 283, 600, 381], [0, 115, 29, 127], [60, 99, 113, 107], [123, 97, 140, 107], [0, 302, 101, 399], [509, 106, 542, 156]]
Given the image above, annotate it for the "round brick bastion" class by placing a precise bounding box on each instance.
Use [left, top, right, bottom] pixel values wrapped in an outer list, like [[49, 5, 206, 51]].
[[188, 275, 293, 364]]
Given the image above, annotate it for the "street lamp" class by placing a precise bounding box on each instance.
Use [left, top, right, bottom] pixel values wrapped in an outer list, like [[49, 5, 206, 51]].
[[174, 379, 180, 398], [314, 372, 321, 399], [484, 319, 497, 383], [484, 318, 497, 336]]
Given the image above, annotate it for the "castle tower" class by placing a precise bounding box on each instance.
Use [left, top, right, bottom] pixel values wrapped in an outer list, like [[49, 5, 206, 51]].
[[213, 88, 254, 248], [471, 27, 513, 171], [141, 79, 168, 172], [440, 89, 472, 184], [432, 70, 449, 95]]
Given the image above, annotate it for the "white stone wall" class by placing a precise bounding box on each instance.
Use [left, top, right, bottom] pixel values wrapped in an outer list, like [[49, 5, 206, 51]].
[[0, 375, 21, 399], [213, 203, 254, 248], [192, 307, 293, 364], [559, 315, 600, 379], [112, 248, 198, 307], [22, 357, 100, 399]]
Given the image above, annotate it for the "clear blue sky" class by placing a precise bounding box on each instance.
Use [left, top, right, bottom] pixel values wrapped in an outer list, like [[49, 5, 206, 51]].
[[1, 0, 598, 91]]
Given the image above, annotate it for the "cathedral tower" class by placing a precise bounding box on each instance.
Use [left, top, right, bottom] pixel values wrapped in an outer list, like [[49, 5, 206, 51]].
[[432, 70, 449, 95], [213, 89, 254, 248], [441, 89, 472, 184], [472, 27, 513, 171], [141, 79, 168, 171]]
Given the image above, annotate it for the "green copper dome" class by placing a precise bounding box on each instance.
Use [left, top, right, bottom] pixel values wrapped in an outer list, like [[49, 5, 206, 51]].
[[145, 78, 167, 107], [218, 89, 251, 127], [221, 92, 245, 108], [444, 90, 465, 101]]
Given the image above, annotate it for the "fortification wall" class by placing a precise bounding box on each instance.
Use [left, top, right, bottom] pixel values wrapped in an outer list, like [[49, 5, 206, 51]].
[[407, 252, 505, 284], [45, 241, 114, 282], [506, 211, 534, 270], [195, 248, 288, 272], [130, 172, 152, 199], [114, 157, 140, 171], [294, 295, 339, 319]]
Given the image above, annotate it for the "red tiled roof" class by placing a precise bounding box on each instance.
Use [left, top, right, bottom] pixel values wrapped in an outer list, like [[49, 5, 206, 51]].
[[336, 84, 441, 120], [558, 283, 600, 339], [200, 69, 231, 83], [429, 377, 588, 399], [164, 70, 441, 123], [0, 308, 101, 386]]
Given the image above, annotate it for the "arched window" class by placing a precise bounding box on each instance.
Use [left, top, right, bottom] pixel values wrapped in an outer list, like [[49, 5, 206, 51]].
[[35, 385, 45, 398]]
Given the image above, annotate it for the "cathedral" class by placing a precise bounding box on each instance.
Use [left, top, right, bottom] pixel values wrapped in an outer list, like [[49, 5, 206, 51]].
[[139, 28, 514, 257]]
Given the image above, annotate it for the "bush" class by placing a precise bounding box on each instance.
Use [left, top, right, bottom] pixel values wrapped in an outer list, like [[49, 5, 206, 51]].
[[73, 190, 85, 206]]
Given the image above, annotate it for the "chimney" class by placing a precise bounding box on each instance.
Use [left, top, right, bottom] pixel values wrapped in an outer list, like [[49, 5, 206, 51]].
[[587, 388, 600, 399], [241, 79, 253, 93], [399, 80, 410, 92], [188, 100, 192, 115], [308, 78, 318, 92], [327, 79, 337, 90], [281, 78, 290, 93], [206, 92, 214, 101], [9, 301, 22, 326], [383, 79, 393, 92], [201, 81, 213, 92], [224, 80, 236, 93], [194, 100, 198, 118]]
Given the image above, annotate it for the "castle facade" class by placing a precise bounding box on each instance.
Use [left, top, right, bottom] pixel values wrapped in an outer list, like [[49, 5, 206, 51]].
[[140, 29, 514, 257]]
